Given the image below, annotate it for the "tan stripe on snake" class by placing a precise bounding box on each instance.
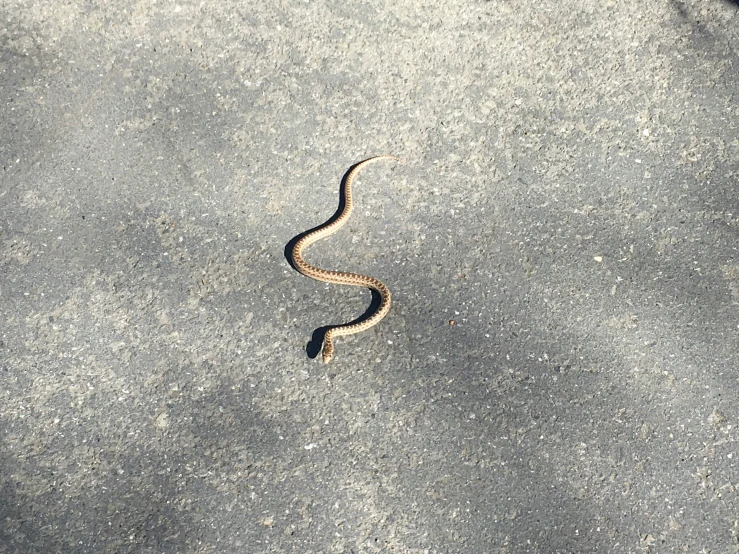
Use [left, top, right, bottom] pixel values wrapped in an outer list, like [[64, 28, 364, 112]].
[[292, 155, 399, 363]]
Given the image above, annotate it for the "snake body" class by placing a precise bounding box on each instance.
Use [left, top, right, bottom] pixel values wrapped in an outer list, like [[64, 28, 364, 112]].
[[291, 155, 398, 363]]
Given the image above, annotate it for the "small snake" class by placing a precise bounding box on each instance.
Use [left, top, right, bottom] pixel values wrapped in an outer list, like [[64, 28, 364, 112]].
[[291, 155, 399, 363]]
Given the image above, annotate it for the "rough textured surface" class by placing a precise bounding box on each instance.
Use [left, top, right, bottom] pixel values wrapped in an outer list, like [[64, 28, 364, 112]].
[[1, 1, 738, 553]]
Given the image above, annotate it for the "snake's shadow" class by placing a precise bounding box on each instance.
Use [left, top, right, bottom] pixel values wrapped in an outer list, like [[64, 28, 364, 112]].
[[284, 161, 384, 360]]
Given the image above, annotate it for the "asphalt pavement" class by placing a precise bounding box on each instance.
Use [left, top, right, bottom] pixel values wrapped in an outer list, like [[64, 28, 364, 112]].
[[1, 1, 738, 552]]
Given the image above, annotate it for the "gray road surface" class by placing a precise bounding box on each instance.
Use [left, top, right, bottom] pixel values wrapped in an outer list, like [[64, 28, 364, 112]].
[[1, 1, 738, 553]]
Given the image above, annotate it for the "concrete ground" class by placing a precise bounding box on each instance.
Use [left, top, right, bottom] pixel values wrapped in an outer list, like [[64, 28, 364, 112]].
[[1, 1, 738, 553]]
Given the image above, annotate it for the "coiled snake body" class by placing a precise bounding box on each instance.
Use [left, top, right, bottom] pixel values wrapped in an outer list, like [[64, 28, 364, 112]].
[[291, 155, 398, 363]]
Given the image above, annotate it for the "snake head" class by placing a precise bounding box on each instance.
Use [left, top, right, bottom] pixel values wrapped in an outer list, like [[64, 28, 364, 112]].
[[322, 338, 334, 364], [322, 348, 334, 364]]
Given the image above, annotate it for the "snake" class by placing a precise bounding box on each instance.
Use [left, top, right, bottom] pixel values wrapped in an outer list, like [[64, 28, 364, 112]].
[[291, 155, 399, 363]]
